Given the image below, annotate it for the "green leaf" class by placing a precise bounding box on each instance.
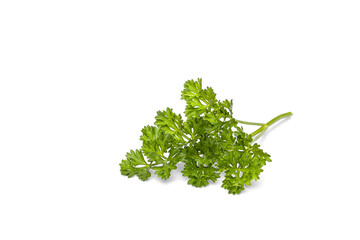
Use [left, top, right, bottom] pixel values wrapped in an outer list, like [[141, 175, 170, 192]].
[[181, 78, 203, 102], [126, 149, 148, 166], [141, 125, 172, 156], [183, 117, 211, 140], [182, 162, 220, 188], [120, 150, 151, 181], [218, 143, 271, 194], [181, 150, 220, 187], [140, 125, 183, 180], [120, 159, 136, 177], [136, 168, 152, 181], [153, 164, 177, 180], [154, 108, 187, 142], [181, 78, 216, 118]]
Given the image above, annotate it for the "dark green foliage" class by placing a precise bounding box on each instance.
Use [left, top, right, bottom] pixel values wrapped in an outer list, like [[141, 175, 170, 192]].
[[120, 78, 290, 194]]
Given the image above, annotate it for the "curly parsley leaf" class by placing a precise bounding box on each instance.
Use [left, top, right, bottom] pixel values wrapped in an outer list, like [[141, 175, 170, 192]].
[[120, 150, 151, 181], [140, 125, 183, 180], [154, 107, 189, 143]]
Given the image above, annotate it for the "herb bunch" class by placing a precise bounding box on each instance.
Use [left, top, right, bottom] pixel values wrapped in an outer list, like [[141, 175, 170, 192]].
[[120, 78, 292, 194]]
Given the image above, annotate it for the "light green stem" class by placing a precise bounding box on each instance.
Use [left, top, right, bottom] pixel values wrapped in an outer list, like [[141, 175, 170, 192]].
[[250, 112, 293, 141], [236, 119, 264, 126]]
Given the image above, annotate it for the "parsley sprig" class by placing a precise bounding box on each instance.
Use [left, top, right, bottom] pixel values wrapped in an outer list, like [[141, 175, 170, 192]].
[[120, 78, 292, 194]]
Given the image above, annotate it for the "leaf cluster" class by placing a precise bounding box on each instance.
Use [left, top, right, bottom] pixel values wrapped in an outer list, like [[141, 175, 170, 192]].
[[120, 78, 272, 194]]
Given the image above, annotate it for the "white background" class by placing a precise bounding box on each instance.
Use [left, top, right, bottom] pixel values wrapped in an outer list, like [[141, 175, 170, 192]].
[[1, 1, 359, 239]]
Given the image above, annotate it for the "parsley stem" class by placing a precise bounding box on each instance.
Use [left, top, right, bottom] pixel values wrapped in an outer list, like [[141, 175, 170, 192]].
[[236, 120, 264, 126], [252, 129, 266, 142], [250, 112, 293, 140]]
